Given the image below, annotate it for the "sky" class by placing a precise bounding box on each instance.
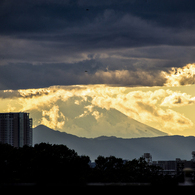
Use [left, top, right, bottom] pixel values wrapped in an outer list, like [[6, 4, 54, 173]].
[[1, 0, 195, 137]]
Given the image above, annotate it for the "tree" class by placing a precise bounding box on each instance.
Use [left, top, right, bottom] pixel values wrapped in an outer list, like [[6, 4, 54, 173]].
[[0, 142, 91, 184]]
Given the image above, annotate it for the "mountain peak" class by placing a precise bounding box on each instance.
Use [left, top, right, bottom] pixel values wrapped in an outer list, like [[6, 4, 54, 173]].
[[62, 107, 167, 138]]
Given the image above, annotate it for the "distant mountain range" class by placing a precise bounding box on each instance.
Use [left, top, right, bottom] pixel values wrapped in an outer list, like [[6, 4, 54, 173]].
[[33, 125, 195, 161]]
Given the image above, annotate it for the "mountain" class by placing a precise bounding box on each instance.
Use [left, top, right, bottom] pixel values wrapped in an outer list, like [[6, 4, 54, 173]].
[[33, 125, 195, 161], [44, 105, 168, 138], [30, 96, 168, 138]]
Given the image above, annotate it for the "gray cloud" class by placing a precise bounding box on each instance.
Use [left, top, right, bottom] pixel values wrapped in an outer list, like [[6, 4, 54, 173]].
[[1, 0, 195, 89], [0, 63, 166, 90]]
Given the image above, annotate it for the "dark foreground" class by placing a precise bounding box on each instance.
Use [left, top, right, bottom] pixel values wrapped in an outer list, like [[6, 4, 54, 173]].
[[0, 142, 193, 187], [1, 183, 195, 194]]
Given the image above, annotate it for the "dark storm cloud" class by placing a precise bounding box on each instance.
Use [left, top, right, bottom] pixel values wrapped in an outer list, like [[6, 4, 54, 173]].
[[1, 0, 195, 89], [1, 0, 195, 35], [0, 63, 166, 90]]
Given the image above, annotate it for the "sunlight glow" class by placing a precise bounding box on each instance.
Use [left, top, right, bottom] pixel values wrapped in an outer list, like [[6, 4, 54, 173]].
[[163, 63, 195, 87]]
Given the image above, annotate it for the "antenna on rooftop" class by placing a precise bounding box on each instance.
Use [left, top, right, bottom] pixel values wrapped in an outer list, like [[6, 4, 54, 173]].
[[192, 151, 195, 161]]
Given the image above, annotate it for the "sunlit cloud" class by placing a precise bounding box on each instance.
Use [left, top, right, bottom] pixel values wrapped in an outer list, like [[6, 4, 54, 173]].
[[2, 62, 195, 135], [163, 63, 195, 86], [91, 69, 166, 86], [90, 88, 193, 132], [161, 91, 195, 107], [40, 105, 65, 129], [0, 83, 194, 136]]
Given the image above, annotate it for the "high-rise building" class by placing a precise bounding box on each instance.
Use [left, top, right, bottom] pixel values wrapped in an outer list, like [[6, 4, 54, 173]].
[[0, 112, 32, 147], [143, 153, 152, 165]]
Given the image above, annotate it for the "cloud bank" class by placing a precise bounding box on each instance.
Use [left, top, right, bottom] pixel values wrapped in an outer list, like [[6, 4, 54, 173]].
[[0, 1, 195, 89], [0, 84, 194, 136], [1, 63, 195, 90]]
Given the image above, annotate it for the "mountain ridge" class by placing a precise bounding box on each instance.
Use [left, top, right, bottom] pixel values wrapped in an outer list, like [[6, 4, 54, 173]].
[[33, 125, 195, 161]]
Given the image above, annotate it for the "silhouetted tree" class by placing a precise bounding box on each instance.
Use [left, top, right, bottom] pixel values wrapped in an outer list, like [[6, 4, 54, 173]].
[[0, 142, 90, 184], [90, 155, 165, 183], [0, 142, 180, 185]]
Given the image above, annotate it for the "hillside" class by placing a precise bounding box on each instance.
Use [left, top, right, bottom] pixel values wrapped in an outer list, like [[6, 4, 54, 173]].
[[33, 125, 195, 161]]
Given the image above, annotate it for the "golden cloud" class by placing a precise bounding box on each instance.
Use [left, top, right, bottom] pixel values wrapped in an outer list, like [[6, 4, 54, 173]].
[[0, 84, 193, 135], [163, 63, 195, 86], [40, 105, 65, 129], [90, 88, 193, 132], [161, 92, 195, 107]]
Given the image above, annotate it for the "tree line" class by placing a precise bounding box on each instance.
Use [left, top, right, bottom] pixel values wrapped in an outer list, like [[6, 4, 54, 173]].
[[0, 142, 182, 185]]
